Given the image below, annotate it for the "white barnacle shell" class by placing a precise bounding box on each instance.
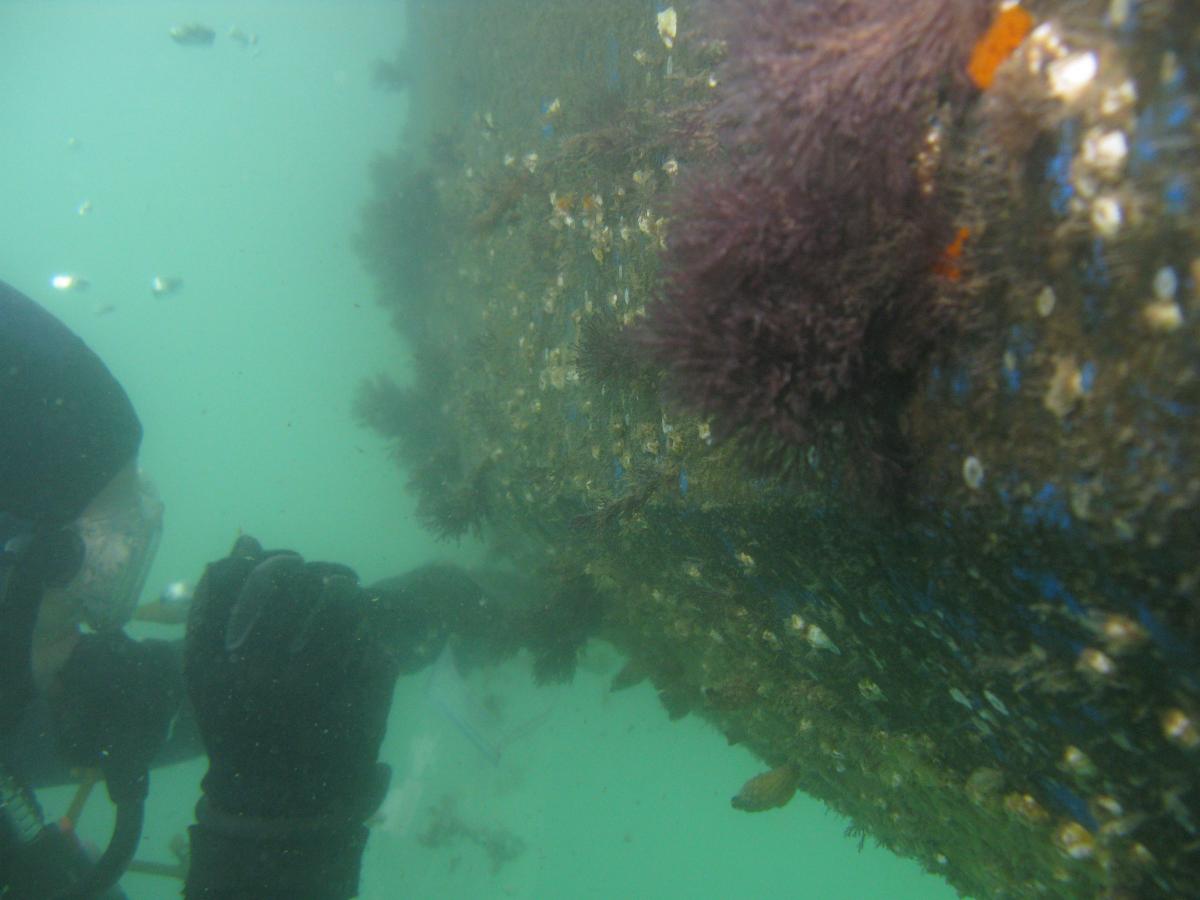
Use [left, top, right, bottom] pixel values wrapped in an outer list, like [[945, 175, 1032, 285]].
[[656, 7, 677, 49], [804, 624, 840, 655]]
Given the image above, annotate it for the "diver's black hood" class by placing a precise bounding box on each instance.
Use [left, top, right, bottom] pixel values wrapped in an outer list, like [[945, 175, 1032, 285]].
[[0, 280, 142, 526]]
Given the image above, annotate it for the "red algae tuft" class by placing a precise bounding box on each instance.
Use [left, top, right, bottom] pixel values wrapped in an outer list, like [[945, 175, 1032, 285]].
[[642, 0, 994, 480]]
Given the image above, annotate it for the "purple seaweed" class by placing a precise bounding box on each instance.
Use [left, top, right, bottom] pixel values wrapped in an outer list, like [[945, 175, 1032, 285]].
[[643, 0, 993, 479]]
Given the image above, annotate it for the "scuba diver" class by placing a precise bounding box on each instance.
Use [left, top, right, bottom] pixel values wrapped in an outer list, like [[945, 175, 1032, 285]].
[[0, 278, 504, 898]]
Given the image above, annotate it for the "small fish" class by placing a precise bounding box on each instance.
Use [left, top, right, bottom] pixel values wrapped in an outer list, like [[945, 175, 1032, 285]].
[[151, 275, 183, 297], [228, 27, 258, 49], [169, 23, 216, 47], [731, 764, 800, 812], [50, 273, 88, 292]]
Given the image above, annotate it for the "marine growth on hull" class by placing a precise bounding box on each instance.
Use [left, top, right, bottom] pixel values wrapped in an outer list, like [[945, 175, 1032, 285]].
[[354, 2, 1200, 896]]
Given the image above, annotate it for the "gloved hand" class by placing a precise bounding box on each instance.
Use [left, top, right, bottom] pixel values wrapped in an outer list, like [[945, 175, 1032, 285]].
[[50, 630, 182, 806], [182, 535, 402, 898]]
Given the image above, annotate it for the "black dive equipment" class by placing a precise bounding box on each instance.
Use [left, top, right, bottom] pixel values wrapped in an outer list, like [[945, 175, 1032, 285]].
[[1, 527, 177, 899]]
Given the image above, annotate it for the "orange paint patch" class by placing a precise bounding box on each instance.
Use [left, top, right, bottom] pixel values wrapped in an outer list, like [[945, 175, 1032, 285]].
[[967, 5, 1034, 90], [933, 226, 971, 281]]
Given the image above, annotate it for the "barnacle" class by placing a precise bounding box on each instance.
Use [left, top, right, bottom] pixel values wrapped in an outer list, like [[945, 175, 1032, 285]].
[[1053, 822, 1095, 860], [656, 7, 677, 49], [1161, 708, 1200, 749], [1004, 792, 1050, 824], [965, 767, 1005, 805], [1043, 356, 1084, 419]]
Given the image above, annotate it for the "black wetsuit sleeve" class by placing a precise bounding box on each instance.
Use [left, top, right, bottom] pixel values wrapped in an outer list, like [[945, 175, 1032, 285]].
[[0, 280, 142, 526], [369, 563, 519, 673], [184, 568, 503, 899], [1, 640, 205, 790]]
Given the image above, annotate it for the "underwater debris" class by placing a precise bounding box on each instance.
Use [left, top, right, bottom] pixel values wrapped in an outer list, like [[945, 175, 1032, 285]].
[[731, 763, 800, 812]]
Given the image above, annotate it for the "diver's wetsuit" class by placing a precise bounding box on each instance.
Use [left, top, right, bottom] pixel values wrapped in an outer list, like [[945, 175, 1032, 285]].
[[0, 281, 142, 530], [1, 279, 504, 898], [1, 279, 148, 897]]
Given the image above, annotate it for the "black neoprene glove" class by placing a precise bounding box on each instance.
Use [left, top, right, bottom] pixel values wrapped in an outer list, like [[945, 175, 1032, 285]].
[[50, 631, 182, 807], [183, 536, 402, 900]]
